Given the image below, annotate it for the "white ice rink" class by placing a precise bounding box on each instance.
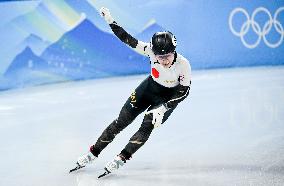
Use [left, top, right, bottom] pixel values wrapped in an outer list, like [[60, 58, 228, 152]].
[[0, 66, 284, 186]]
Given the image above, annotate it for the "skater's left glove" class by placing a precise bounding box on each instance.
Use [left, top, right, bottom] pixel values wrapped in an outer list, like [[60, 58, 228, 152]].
[[146, 104, 168, 128], [100, 7, 115, 24]]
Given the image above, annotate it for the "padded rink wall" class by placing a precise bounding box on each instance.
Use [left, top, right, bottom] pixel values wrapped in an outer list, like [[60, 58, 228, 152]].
[[0, 0, 283, 90]]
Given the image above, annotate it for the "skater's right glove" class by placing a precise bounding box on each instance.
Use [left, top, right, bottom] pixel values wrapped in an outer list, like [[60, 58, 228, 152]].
[[100, 7, 115, 24], [146, 104, 168, 128]]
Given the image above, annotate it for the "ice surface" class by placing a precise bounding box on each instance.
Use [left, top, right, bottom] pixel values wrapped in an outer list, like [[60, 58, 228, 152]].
[[0, 66, 284, 186]]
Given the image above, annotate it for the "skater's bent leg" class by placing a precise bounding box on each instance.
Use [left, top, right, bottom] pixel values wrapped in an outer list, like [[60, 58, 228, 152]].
[[120, 105, 177, 160], [120, 114, 154, 160], [90, 107, 139, 157], [90, 78, 151, 157]]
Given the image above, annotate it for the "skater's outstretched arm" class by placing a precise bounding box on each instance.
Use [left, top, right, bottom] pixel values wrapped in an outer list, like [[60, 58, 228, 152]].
[[100, 7, 150, 57]]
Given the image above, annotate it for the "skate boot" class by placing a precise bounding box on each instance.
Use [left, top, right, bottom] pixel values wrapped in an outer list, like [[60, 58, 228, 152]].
[[98, 154, 128, 178], [77, 151, 97, 167], [105, 154, 126, 173], [69, 151, 97, 173]]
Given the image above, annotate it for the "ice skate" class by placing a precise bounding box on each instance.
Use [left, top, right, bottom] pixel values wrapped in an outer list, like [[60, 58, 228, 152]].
[[98, 154, 126, 178], [77, 151, 97, 167], [69, 151, 97, 173]]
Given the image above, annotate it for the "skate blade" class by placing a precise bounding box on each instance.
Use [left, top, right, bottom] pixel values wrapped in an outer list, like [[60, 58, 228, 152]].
[[98, 168, 111, 178], [69, 163, 85, 173]]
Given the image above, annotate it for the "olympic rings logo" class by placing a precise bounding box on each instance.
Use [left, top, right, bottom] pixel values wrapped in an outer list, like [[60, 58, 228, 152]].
[[229, 7, 284, 49]]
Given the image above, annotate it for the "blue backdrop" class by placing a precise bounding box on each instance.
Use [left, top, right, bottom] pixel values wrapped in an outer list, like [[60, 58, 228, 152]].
[[0, 0, 283, 90]]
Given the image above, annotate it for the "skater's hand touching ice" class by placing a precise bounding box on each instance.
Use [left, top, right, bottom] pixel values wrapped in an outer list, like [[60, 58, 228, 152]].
[[100, 7, 114, 24], [146, 104, 168, 128]]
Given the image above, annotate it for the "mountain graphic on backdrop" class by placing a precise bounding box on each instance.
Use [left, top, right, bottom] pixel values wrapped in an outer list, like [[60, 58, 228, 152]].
[[3, 47, 66, 90], [2, 17, 153, 90], [40, 18, 149, 80], [135, 19, 165, 42], [0, 0, 83, 76], [17, 34, 51, 56], [4, 47, 48, 77]]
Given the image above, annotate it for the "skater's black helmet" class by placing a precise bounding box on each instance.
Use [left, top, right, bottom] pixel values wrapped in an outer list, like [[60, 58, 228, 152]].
[[151, 31, 177, 55]]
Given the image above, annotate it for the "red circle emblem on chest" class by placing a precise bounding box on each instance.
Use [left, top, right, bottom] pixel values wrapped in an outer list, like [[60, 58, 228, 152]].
[[152, 68, 159, 78]]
